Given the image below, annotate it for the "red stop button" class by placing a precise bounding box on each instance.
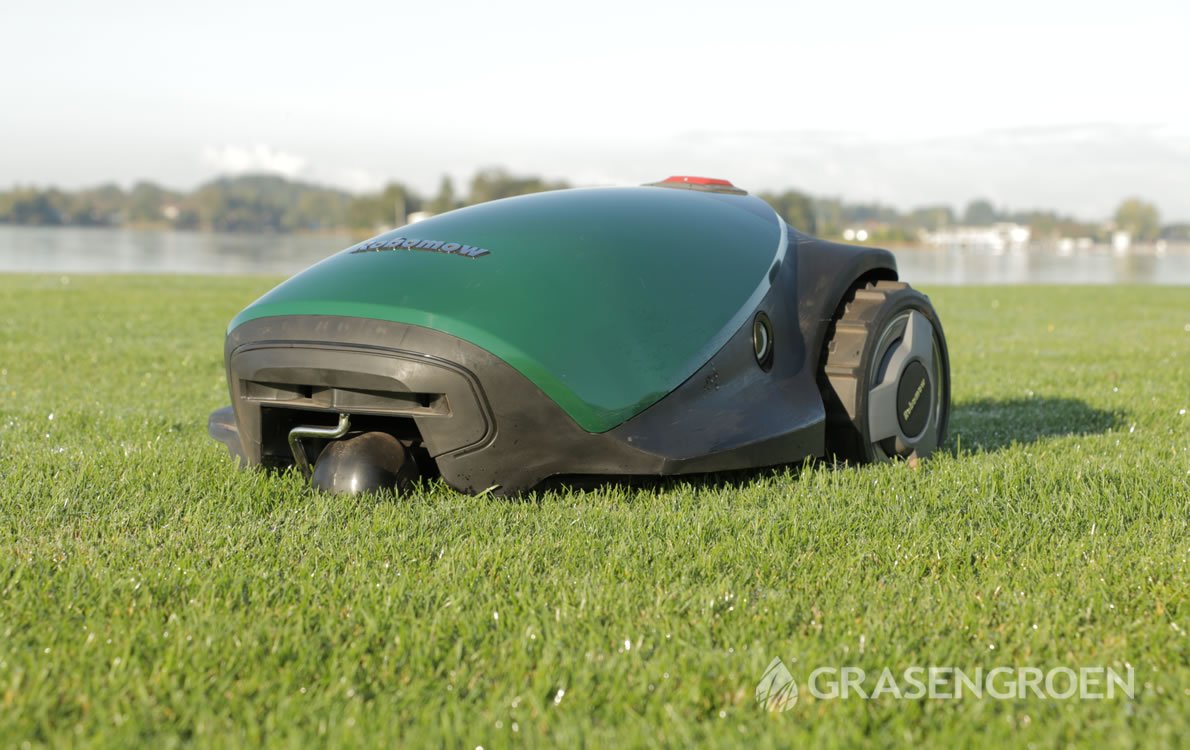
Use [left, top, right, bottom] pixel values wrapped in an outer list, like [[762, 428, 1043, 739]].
[[661, 176, 736, 187]]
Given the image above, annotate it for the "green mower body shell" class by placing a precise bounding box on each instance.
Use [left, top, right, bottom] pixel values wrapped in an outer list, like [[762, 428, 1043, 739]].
[[229, 187, 785, 433], [209, 180, 950, 495]]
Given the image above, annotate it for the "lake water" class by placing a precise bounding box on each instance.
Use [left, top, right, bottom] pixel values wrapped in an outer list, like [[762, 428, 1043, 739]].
[[1, 225, 1188, 285]]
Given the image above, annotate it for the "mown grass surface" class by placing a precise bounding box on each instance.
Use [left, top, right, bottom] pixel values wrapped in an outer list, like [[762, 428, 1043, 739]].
[[0, 275, 1186, 748]]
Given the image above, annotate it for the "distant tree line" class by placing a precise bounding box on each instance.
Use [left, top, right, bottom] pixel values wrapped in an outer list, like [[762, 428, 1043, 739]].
[[0, 168, 569, 235], [0, 170, 1178, 242], [762, 194, 1175, 243]]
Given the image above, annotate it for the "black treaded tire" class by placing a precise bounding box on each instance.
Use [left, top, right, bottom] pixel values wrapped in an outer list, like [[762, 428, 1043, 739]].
[[820, 280, 951, 464]]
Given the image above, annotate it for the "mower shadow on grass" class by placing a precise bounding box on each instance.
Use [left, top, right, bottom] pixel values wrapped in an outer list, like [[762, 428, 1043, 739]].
[[946, 396, 1123, 454]]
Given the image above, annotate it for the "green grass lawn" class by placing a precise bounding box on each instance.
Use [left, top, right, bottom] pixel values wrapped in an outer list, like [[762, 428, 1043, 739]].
[[0, 275, 1186, 748]]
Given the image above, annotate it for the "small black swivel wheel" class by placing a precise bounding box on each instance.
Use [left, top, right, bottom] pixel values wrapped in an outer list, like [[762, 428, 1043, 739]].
[[312, 431, 419, 495]]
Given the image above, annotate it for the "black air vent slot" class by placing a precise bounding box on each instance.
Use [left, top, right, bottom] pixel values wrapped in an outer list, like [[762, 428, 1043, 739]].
[[243, 381, 448, 416]]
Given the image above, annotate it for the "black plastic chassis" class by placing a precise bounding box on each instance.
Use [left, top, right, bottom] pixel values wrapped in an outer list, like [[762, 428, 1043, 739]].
[[211, 231, 898, 495]]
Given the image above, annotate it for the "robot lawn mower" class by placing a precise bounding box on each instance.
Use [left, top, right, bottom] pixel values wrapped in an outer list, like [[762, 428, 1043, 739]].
[[208, 176, 950, 496]]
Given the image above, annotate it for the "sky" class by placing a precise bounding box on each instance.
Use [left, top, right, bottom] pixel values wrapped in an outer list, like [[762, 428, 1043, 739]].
[[2, 0, 1188, 220]]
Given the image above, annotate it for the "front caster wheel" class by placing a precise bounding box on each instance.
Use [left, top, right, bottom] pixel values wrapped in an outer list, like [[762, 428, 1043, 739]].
[[311, 431, 419, 495], [821, 280, 951, 463]]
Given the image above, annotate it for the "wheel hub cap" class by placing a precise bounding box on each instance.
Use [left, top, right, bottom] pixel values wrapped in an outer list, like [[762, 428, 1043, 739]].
[[866, 310, 941, 457]]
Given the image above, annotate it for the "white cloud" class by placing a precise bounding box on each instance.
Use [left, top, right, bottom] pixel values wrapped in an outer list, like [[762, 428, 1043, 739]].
[[200, 144, 308, 178]]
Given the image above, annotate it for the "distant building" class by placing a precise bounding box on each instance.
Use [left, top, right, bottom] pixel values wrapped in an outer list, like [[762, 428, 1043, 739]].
[[1112, 231, 1131, 256], [922, 223, 1030, 254], [1056, 237, 1095, 256]]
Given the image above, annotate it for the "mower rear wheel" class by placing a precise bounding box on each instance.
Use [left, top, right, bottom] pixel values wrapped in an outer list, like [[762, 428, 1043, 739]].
[[821, 280, 950, 464]]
